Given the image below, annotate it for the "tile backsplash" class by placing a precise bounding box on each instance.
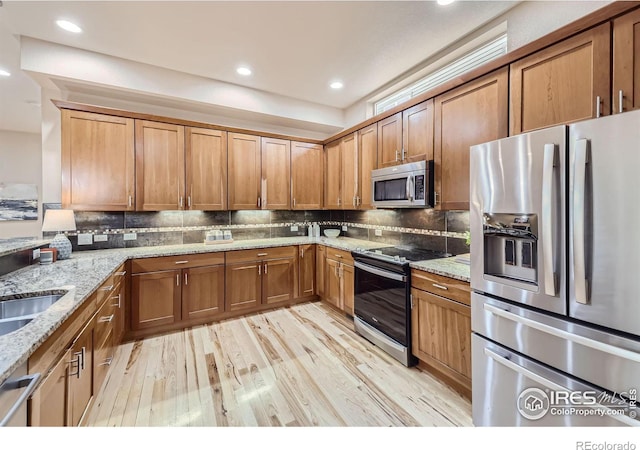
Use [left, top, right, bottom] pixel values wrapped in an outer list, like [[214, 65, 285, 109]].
[[43, 204, 470, 255]]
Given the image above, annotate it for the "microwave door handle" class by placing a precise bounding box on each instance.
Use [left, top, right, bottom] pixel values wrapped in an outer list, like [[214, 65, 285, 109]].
[[406, 175, 414, 202]]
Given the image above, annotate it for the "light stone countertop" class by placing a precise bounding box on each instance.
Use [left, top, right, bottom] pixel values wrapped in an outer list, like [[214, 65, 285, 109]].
[[0, 236, 468, 385], [410, 255, 471, 282], [0, 238, 50, 258]]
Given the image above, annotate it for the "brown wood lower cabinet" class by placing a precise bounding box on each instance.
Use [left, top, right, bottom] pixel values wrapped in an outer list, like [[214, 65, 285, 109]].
[[182, 265, 225, 320], [411, 272, 471, 398], [316, 245, 326, 298], [67, 322, 94, 426], [298, 244, 316, 298], [323, 252, 354, 315], [225, 261, 262, 312], [29, 349, 70, 426]]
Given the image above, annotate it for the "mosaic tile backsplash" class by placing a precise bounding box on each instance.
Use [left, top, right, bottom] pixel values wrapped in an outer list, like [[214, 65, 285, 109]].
[[43, 204, 470, 255]]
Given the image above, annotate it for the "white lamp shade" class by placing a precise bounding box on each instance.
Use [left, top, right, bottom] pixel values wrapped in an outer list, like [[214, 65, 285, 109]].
[[42, 209, 76, 232]]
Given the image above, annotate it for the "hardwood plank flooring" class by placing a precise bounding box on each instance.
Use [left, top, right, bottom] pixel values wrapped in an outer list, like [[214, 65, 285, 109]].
[[86, 302, 472, 427]]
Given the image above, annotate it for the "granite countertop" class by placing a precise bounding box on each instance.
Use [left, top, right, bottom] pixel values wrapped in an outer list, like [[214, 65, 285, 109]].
[[0, 236, 384, 385], [410, 254, 471, 282], [0, 238, 50, 258]]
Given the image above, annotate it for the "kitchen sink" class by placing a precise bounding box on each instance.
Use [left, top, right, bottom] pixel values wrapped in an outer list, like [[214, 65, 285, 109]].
[[0, 293, 64, 337]]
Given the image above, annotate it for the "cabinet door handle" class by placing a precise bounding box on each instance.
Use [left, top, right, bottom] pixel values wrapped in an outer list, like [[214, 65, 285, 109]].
[[258, 197, 261, 208], [188, 196, 192, 208], [174, 260, 189, 265], [264, 263, 268, 274], [70, 353, 81, 379], [293, 198, 296, 208], [258, 264, 261, 276], [619, 90, 624, 114], [395, 150, 399, 162], [128, 195, 132, 208], [98, 314, 114, 323], [434, 191, 439, 206], [300, 248, 304, 259], [401, 148, 406, 161], [432, 283, 449, 291], [335, 265, 339, 277], [337, 197, 341, 206], [176, 274, 180, 286], [111, 293, 121, 308], [184, 273, 188, 285], [596, 95, 602, 118]]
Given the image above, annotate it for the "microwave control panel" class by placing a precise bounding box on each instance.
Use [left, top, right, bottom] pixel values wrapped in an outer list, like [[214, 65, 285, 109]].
[[414, 175, 425, 200]]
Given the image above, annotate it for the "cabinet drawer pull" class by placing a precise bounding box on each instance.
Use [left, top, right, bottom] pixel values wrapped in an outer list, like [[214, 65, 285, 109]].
[[432, 283, 449, 291], [100, 285, 114, 292], [99, 357, 113, 367], [174, 260, 189, 265], [111, 293, 121, 308], [334, 254, 343, 258], [257, 253, 268, 257], [115, 270, 126, 276], [98, 314, 114, 323]]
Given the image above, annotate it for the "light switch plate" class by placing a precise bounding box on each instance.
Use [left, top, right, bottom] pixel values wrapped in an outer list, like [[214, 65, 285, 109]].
[[290, 225, 299, 232], [32, 248, 40, 260], [123, 232, 137, 241], [342, 225, 348, 231], [77, 233, 93, 245], [94, 234, 108, 242], [374, 229, 383, 236]]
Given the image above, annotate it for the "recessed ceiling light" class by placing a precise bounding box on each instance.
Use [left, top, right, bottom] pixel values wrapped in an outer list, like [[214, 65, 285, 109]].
[[0, 69, 10, 77], [330, 81, 344, 90], [236, 66, 252, 76], [437, 0, 455, 5], [56, 20, 82, 33]]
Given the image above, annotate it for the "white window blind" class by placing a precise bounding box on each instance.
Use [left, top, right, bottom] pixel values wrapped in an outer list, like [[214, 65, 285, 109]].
[[374, 34, 508, 115]]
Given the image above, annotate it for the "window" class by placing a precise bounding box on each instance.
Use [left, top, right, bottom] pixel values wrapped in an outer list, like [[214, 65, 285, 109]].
[[374, 34, 508, 115]]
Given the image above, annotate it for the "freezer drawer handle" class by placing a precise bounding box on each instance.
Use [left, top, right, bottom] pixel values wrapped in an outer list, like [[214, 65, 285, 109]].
[[484, 303, 640, 363], [0, 373, 41, 427], [542, 143, 558, 296], [572, 139, 589, 304], [484, 347, 638, 426]]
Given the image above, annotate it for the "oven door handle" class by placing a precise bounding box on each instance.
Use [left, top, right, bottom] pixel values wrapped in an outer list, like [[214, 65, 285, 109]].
[[354, 261, 407, 282]]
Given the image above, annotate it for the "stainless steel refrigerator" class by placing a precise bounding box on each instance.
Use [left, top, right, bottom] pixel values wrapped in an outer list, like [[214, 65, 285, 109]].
[[470, 109, 640, 426]]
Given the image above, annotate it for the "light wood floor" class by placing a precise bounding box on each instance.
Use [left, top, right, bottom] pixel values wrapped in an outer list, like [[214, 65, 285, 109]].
[[85, 301, 472, 426]]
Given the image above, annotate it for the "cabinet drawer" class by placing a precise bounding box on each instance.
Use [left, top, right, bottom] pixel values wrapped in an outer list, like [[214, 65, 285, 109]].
[[225, 246, 297, 264], [411, 270, 470, 306], [94, 295, 116, 349], [95, 263, 126, 308], [324, 247, 354, 264], [131, 252, 224, 273]]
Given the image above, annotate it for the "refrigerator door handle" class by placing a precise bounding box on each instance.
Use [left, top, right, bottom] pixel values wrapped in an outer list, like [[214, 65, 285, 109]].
[[573, 139, 589, 304], [542, 143, 557, 296], [484, 347, 639, 427], [484, 302, 640, 363]]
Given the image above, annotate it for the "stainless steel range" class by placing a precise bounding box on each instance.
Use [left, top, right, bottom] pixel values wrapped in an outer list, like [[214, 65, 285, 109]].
[[352, 246, 450, 366]]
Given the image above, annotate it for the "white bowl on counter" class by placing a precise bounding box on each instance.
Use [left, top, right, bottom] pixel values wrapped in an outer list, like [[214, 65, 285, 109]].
[[323, 229, 341, 238]]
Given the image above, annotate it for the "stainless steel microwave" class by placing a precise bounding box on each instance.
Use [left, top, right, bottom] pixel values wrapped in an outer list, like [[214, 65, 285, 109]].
[[372, 160, 434, 208]]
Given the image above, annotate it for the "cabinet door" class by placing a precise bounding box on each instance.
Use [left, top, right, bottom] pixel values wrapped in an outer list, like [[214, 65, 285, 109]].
[[29, 350, 70, 427], [324, 140, 342, 209], [435, 68, 508, 210], [263, 257, 296, 305], [182, 265, 225, 321], [225, 261, 262, 312], [135, 120, 185, 210], [131, 270, 181, 330], [411, 288, 471, 383], [325, 258, 342, 309], [261, 137, 291, 210], [341, 263, 354, 316], [357, 124, 377, 210], [316, 245, 326, 298], [111, 281, 125, 345], [68, 323, 93, 427], [61, 110, 135, 211], [298, 244, 316, 298], [228, 133, 261, 210], [510, 23, 611, 134], [185, 128, 227, 210], [291, 141, 323, 210], [377, 112, 403, 168], [341, 133, 358, 209], [613, 8, 640, 114], [402, 99, 434, 163]]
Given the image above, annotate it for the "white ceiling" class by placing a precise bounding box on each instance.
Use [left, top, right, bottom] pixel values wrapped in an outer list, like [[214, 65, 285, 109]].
[[0, 1, 519, 134]]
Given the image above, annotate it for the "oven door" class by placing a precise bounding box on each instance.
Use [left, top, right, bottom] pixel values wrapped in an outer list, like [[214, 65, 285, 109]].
[[353, 259, 409, 346]]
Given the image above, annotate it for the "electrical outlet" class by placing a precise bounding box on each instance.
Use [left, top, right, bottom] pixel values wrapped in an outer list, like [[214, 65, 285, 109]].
[[94, 234, 108, 242], [342, 225, 347, 231], [32, 248, 40, 260], [375, 229, 383, 237], [77, 233, 93, 245], [290, 225, 299, 232], [123, 232, 137, 241]]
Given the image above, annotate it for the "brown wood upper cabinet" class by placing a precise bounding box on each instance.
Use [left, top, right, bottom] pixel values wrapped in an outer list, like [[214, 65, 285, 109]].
[[324, 140, 342, 209], [510, 23, 611, 134], [185, 128, 228, 210], [261, 137, 291, 210], [61, 110, 135, 211], [613, 8, 640, 114], [291, 141, 323, 210], [135, 120, 186, 210], [434, 67, 508, 210], [402, 99, 434, 163], [357, 124, 378, 210], [377, 112, 403, 168], [228, 132, 261, 210]]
